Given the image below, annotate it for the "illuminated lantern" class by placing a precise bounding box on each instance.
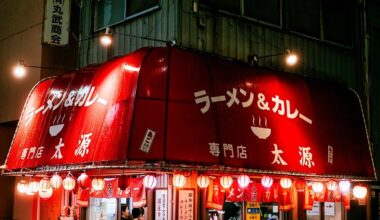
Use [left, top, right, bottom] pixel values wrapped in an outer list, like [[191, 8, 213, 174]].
[[280, 178, 292, 189], [17, 179, 28, 193], [77, 173, 91, 189], [326, 181, 338, 191], [220, 175, 233, 189], [39, 178, 51, 191], [312, 182, 324, 193], [197, 175, 210, 189], [25, 185, 35, 196], [39, 187, 53, 199], [143, 175, 157, 189], [353, 186, 367, 199], [118, 176, 130, 190], [261, 176, 273, 188], [29, 180, 40, 193], [50, 174, 62, 189], [92, 178, 105, 191], [238, 175, 250, 188], [63, 175, 76, 191], [339, 180, 351, 192], [173, 174, 186, 188]]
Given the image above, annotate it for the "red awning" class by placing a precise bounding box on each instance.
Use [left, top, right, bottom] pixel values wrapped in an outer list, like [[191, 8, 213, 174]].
[[4, 47, 376, 180]]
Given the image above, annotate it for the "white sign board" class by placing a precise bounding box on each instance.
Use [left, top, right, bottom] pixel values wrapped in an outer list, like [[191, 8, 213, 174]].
[[324, 202, 335, 216], [307, 202, 320, 216], [155, 189, 168, 220], [43, 0, 71, 46], [178, 189, 195, 220]]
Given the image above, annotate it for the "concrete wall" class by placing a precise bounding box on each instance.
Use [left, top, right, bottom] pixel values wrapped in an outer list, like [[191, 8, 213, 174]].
[[0, 0, 44, 123]]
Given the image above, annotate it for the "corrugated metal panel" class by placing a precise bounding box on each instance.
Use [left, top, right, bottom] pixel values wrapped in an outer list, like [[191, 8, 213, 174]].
[[79, 0, 178, 67], [178, 0, 361, 92]]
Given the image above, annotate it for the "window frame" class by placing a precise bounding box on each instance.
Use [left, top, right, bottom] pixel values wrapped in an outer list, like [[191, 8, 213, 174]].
[[94, 0, 160, 32]]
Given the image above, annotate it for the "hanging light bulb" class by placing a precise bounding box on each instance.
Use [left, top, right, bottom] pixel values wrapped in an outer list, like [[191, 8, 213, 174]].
[[220, 175, 233, 189], [285, 49, 298, 66], [77, 172, 91, 189], [92, 178, 105, 191], [339, 180, 351, 193], [197, 175, 210, 189], [50, 173, 63, 189], [13, 60, 27, 78], [261, 176, 273, 188], [280, 178, 292, 189], [237, 175, 250, 188], [326, 181, 338, 191], [312, 182, 324, 193], [353, 186, 367, 199], [17, 179, 28, 193], [173, 174, 186, 188], [143, 175, 157, 189], [100, 27, 112, 47], [62, 173, 76, 191]]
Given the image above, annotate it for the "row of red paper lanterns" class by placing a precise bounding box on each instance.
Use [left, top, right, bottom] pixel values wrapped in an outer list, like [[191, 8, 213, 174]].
[[16, 173, 368, 200]]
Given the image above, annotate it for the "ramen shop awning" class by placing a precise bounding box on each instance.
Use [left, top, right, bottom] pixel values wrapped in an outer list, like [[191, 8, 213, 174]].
[[4, 47, 376, 180]]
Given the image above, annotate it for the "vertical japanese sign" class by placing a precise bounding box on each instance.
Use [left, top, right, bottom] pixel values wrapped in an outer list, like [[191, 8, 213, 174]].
[[155, 189, 168, 220], [177, 189, 195, 220], [246, 202, 261, 220], [43, 0, 71, 46]]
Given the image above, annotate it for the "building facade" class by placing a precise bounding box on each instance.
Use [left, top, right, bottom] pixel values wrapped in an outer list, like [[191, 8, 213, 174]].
[[1, 0, 380, 220]]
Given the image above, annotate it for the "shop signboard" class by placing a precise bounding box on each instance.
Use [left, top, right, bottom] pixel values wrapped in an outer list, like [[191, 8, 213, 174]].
[[43, 0, 71, 46], [177, 189, 195, 220], [5, 47, 376, 180], [155, 189, 168, 220], [246, 202, 260, 220]]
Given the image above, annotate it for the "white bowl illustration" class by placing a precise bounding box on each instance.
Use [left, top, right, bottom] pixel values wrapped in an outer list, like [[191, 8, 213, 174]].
[[251, 126, 271, 139], [49, 124, 64, 137]]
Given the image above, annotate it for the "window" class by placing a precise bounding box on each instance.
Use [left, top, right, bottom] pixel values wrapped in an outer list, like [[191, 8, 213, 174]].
[[244, 0, 281, 26], [95, 0, 159, 30], [322, 0, 353, 45], [199, 0, 241, 15], [288, 0, 320, 38], [127, 0, 159, 17]]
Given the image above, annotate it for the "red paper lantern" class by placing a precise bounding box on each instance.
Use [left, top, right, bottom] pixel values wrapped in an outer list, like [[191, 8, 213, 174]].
[[50, 174, 62, 189], [173, 174, 186, 188], [326, 181, 338, 191], [29, 180, 40, 193], [312, 182, 324, 193], [63, 175, 76, 191], [220, 175, 233, 189], [353, 186, 367, 199], [17, 179, 28, 193], [118, 176, 130, 190], [339, 180, 350, 192], [39, 178, 51, 191], [280, 178, 292, 189], [197, 175, 210, 189], [237, 175, 250, 188], [39, 186, 53, 199], [92, 178, 105, 191], [261, 176, 273, 188], [143, 175, 157, 189], [77, 173, 91, 189]]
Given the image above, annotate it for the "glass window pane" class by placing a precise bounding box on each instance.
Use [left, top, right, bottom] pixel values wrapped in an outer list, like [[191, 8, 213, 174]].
[[322, 0, 353, 45], [126, 0, 159, 17], [288, 0, 320, 38], [199, 0, 241, 15], [244, 0, 281, 25], [95, 0, 125, 30]]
